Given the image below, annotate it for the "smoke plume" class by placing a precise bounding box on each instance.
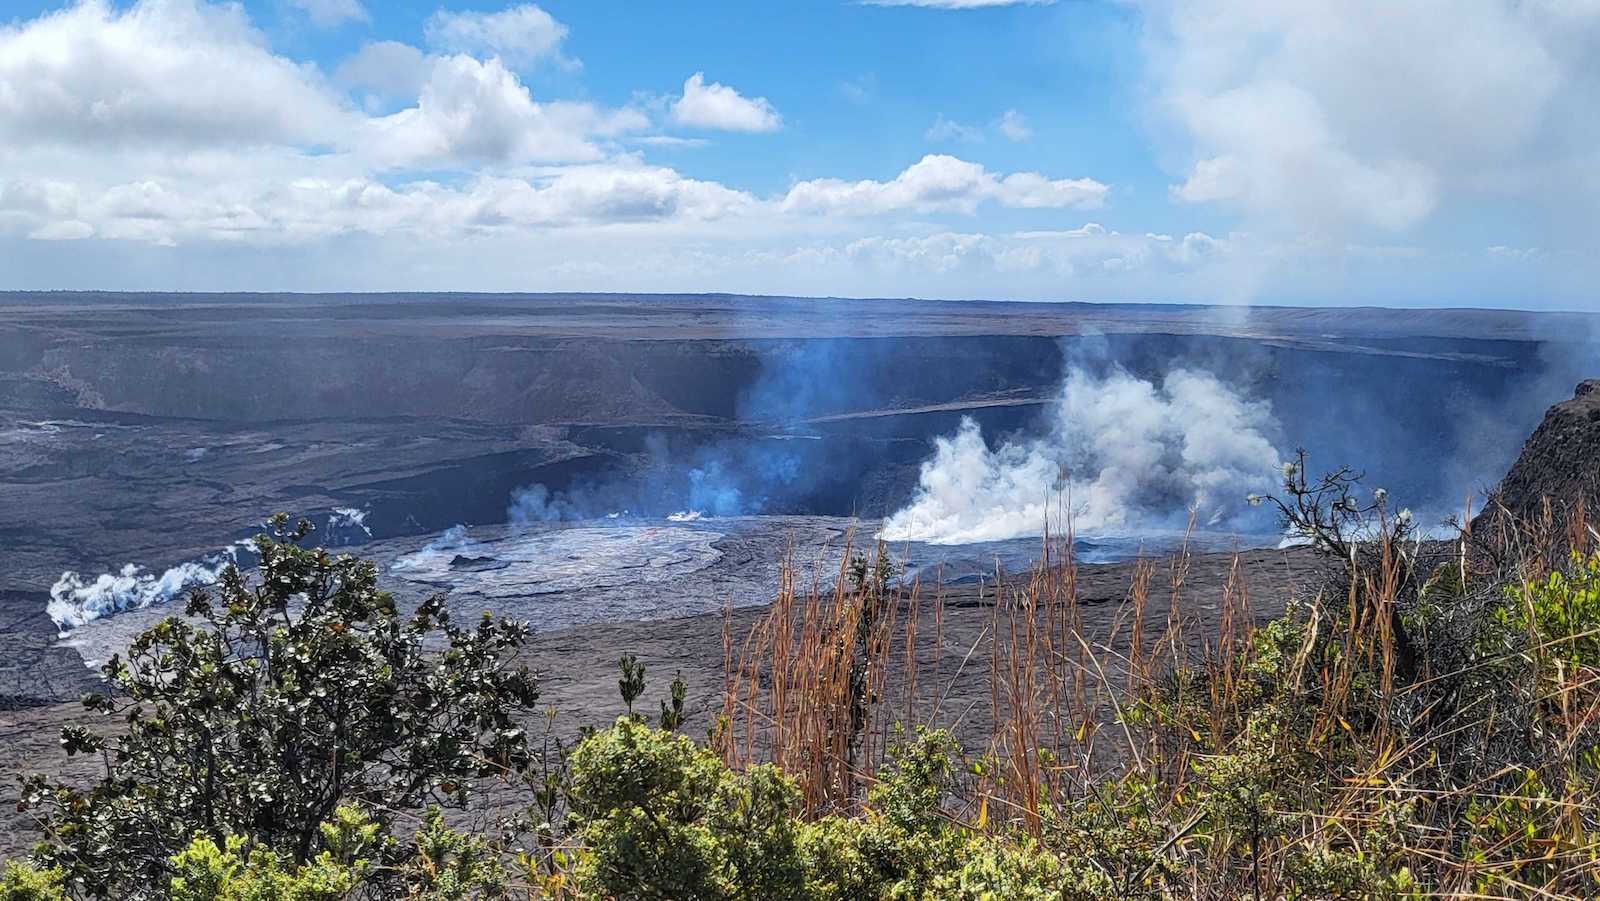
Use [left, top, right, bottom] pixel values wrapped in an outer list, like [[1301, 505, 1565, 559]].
[[880, 367, 1284, 544], [506, 484, 584, 525]]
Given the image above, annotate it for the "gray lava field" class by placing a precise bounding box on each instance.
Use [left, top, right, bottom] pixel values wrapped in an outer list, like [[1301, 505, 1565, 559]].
[[2, 292, 1598, 707]]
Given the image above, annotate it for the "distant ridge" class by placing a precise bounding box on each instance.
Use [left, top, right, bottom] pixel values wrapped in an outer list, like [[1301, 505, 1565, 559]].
[[3, 291, 1596, 344]]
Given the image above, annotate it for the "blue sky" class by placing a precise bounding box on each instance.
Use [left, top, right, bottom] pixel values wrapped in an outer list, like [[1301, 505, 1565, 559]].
[[0, 0, 1595, 309]]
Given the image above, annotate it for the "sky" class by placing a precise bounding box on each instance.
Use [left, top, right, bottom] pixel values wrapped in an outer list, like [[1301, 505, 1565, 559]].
[[0, 0, 1596, 309]]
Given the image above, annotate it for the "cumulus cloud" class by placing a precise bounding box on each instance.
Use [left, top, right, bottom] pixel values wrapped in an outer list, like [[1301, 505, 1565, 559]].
[[1141, 0, 1600, 234], [671, 73, 783, 132], [364, 55, 646, 166], [0, 1, 631, 173], [469, 164, 756, 226], [0, 0, 1188, 299], [0, 0, 354, 149], [290, 0, 368, 28], [782, 154, 1107, 215], [424, 4, 572, 67], [335, 41, 428, 100]]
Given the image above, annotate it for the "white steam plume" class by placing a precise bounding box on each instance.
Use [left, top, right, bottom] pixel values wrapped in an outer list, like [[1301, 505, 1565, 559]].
[[880, 367, 1284, 544], [328, 506, 371, 537], [507, 484, 578, 526], [48, 543, 250, 631]]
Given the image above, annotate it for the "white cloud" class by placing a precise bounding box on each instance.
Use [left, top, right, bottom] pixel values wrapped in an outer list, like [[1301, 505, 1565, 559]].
[[3, 0, 1385, 305], [926, 115, 984, 142], [0, 2, 1113, 255], [424, 4, 571, 67], [670, 73, 782, 132], [0, 1, 658, 214], [927, 110, 1033, 143], [365, 55, 647, 166], [336, 41, 428, 100], [781, 154, 1107, 215], [289, 0, 368, 27], [472, 164, 756, 226], [992, 171, 1105, 207], [1141, 0, 1600, 234], [998, 109, 1031, 141], [0, 160, 757, 248], [0, 0, 354, 149], [0, 154, 1116, 248]]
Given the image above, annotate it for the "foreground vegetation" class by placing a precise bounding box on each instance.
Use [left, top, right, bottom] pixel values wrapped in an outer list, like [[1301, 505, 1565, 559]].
[[8, 459, 1600, 898]]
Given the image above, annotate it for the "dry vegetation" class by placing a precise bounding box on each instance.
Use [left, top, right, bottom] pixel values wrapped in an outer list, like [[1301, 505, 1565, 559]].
[[10, 470, 1600, 898], [678, 469, 1600, 897]]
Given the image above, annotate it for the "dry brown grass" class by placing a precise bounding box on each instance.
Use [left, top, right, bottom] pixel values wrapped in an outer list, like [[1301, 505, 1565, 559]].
[[709, 495, 1600, 897]]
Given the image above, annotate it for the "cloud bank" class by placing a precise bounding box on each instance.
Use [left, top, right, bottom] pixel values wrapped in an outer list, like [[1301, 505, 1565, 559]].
[[1, 0, 1594, 305], [782, 154, 1106, 215]]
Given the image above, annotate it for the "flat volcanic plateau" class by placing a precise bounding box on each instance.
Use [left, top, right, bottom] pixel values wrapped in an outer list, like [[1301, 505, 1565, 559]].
[[1, 293, 1597, 851], [3, 294, 1596, 678]]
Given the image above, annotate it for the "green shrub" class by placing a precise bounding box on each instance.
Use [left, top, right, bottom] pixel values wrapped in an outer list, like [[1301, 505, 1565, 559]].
[[566, 715, 808, 900], [166, 834, 360, 901], [0, 862, 66, 901], [1284, 844, 1419, 901], [396, 808, 510, 900], [868, 726, 960, 835], [153, 805, 500, 901], [20, 515, 540, 898], [1502, 552, 1600, 668], [931, 837, 1111, 901], [795, 816, 878, 900], [1039, 777, 1180, 896], [1461, 767, 1600, 895]]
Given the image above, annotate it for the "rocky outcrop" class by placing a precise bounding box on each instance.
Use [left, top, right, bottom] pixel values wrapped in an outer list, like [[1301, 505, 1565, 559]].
[[1473, 379, 1600, 542], [0, 591, 98, 710]]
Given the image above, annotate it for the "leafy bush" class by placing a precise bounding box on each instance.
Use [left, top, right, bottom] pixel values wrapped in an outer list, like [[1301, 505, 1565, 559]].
[[1501, 552, 1600, 668], [0, 862, 66, 901], [563, 717, 1116, 901], [165, 833, 361, 901], [565, 715, 807, 900], [19, 516, 540, 898], [1, 804, 506, 901]]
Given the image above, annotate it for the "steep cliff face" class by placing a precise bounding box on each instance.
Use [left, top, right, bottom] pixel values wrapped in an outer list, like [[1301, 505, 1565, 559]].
[[1475, 379, 1600, 535]]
